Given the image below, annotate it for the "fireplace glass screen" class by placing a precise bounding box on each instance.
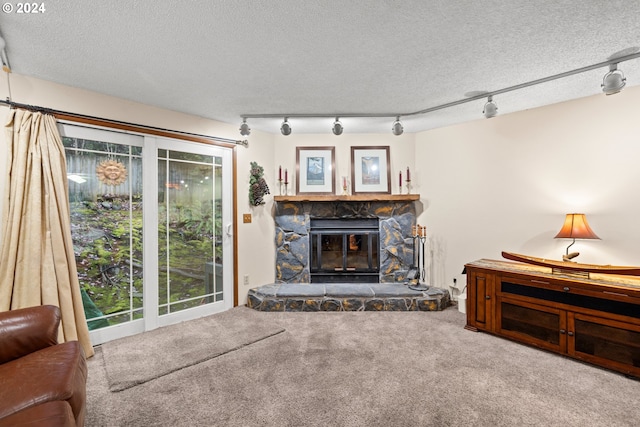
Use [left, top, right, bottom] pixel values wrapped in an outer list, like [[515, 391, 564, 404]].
[[310, 218, 379, 283]]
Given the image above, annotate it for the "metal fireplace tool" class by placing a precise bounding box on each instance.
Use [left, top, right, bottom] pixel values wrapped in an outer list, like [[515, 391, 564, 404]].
[[408, 225, 428, 291]]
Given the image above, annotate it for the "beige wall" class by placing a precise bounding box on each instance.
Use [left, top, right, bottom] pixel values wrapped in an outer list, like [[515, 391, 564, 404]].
[[2, 73, 640, 305], [416, 84, 640, 292], [0, 74, 276, 305]]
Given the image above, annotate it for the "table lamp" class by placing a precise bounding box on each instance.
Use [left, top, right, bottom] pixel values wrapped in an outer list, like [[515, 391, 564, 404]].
[[554, 213, 600, 262]]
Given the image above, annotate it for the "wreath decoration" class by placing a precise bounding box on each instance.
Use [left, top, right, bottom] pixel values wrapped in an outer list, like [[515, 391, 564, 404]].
[[249, 161, 270, 206]]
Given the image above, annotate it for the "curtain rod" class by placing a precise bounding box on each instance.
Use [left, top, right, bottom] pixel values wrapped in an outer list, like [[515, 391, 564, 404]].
[[0, 98, 249, 147]]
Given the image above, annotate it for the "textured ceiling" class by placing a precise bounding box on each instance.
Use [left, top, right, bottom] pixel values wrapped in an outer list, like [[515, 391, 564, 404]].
[[0, 1, 639, 135]]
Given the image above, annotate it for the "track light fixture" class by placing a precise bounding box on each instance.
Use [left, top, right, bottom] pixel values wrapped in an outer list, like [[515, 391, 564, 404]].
[[240, 47, 640, 132], [483, 95, 498, 118], [280, 117, 292, 136], [239, 118, 251, 136], [392, 116, 404, 136], [332, 117, 343, 136], [601, 63, 626, 95]]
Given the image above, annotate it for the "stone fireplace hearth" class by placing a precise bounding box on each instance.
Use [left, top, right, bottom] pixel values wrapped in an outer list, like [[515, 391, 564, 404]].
[[274, 198, 417, 283], [247, 194, 451, 312]]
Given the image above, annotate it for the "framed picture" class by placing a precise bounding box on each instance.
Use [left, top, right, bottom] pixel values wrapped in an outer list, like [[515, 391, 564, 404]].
[[296, 146, 336, 194], [351, 146, 391, 194]]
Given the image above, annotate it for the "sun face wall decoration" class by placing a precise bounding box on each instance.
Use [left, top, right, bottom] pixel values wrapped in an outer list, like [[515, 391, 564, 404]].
[[96, 160, 127, 186]]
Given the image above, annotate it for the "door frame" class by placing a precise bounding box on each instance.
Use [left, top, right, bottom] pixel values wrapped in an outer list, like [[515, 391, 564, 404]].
[[144, 136, 234, 330], [59, 119, 238, 345]]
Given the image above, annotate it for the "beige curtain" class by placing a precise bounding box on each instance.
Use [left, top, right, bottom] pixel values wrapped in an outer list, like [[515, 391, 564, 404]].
[[0, 109, 93, 358]]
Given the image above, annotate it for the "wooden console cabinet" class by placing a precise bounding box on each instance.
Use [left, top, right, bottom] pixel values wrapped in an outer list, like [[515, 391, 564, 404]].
[[465, 259, 640, 378]]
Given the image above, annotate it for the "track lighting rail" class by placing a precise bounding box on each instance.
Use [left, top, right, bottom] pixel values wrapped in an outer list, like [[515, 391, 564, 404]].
[[240, 51, 640, 121]]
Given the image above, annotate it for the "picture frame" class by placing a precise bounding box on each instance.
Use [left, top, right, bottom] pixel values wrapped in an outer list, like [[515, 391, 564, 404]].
[[296, 146, 336, 194], [351, 146, 391, 194]]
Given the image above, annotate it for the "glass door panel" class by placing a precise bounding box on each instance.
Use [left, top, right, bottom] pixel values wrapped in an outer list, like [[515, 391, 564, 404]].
[[152, 138, 232, 329], [320, 234, 345, 270], [157, 149, 223, 315], [498, 297, 565, 352], [346, 233, 378, 270], [573, 316, 640, 369], [61, 124, 145, 343]]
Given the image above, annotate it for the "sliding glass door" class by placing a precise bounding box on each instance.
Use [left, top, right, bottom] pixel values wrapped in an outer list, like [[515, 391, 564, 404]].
[[149, 138, 232, 329], [61, 124, 233, 344]]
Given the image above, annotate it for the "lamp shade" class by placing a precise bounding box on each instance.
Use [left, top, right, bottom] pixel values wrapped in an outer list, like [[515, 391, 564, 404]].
[[554, 213, 600, 240]]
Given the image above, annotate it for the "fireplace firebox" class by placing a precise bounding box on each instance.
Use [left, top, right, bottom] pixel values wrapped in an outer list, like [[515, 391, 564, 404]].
[[309, 218, 380, 283]]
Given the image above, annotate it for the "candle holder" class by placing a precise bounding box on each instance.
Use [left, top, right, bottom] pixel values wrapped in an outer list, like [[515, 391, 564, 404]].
[[341, 176, 349, 195], [283, 181, 289, 196], [405, 179, 411, 194], [278, 179, 283, 195]]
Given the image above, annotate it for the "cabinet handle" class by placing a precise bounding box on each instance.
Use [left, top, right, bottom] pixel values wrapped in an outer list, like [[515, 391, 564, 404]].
[[485, 295, 491, 300], [531, 279, 549, 285], [560, 329, 566, 334], [568, 331, 574, 336], [603, 291, 629, 297], [563, 287, 570, 292]]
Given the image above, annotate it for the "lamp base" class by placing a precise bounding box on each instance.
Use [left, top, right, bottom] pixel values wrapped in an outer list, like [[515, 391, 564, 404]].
[[562, 251, 580, 262]]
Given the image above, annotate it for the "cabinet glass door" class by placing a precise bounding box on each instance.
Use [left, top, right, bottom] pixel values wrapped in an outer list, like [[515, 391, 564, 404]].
[[571, 314, 640, 375], [498, 297, 565, 352]]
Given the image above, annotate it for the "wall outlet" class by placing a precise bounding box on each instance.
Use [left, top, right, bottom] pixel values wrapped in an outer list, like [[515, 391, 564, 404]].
[[243, 274, 250, 286], [243, 213, 252, 223]]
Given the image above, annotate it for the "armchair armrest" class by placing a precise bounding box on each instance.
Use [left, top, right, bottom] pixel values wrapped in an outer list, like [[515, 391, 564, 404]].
[[0, 305, 61, 364]]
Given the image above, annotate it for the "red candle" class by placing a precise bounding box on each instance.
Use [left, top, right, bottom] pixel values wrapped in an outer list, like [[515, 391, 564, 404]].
[[399, 171, 402, 187], [284, 168, 288, 183], [279, 166, 282, 181], [343, 176, 347, 188], [406, 167, 410, 181]]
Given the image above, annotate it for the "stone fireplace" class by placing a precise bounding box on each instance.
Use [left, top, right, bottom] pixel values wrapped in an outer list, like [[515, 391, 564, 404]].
[[274, 198, 416, 283]]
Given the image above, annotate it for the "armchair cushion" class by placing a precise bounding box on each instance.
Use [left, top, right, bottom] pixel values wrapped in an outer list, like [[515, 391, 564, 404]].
[[0, 305, 60, 364], [0, 401, 75, 427], [0, 305, 87, 427]]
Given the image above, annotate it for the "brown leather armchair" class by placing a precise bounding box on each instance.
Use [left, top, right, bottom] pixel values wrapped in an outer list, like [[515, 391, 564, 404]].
[[0, 305, 87, 427]]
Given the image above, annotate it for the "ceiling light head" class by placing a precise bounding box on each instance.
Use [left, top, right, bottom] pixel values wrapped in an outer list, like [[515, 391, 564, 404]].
[[332, 117, 343, 136], [392, 117, 404, 136], [280, 117, 292, 136], [483, 95, 498, 118], [602, 63, 626, 95], [239, 118, 251, 136]]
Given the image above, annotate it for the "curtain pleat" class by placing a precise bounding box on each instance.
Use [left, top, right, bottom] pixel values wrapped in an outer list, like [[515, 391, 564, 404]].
[[0, 109, 94, 358]]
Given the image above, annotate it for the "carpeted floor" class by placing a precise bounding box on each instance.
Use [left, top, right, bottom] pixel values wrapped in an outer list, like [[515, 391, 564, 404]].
[[86, 306, 640, 426]]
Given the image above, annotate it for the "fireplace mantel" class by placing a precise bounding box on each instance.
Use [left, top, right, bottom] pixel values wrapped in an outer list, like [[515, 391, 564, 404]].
[[274, 194, 420, 202]]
